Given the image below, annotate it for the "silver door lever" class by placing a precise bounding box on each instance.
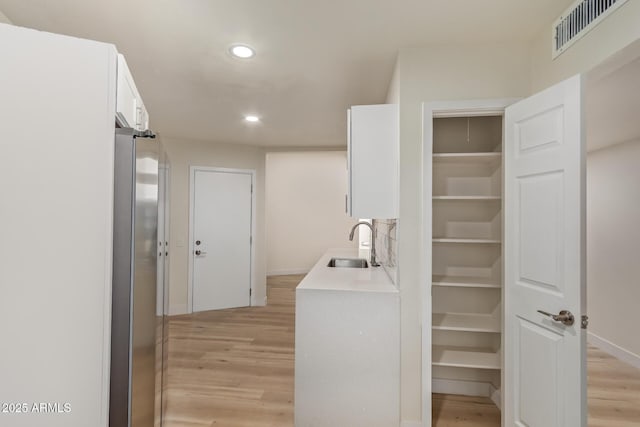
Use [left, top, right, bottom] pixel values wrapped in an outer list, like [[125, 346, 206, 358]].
[[537, 309, 575, 326], [195, 250, 207, 256]]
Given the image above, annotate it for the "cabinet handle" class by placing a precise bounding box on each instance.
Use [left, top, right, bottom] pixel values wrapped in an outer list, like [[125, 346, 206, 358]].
[[345, 194, 348, 213]]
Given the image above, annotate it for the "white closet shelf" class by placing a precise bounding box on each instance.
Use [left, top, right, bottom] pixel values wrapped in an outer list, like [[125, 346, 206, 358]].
[[432, 275, 501, 289], [433, 238, 501, 244], [432, 313, 500, 333], [433, 196, 501, 201], [432, 346, 500, 370], [433, 152, 502, 163]]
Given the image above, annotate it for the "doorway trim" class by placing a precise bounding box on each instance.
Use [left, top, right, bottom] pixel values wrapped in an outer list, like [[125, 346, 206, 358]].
[[421, 98, 518, 427], [187, 165, 256, 314]]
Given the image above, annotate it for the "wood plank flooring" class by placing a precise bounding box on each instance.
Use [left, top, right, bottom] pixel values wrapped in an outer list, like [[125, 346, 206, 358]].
[[162, 275, 299, 427], [588, 345, 640, 427], [163, 274, 640, 427], [432, 394, 500, 426]]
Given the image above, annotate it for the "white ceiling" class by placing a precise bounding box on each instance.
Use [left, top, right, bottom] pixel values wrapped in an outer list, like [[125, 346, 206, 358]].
[[0, 0, 573, 147]]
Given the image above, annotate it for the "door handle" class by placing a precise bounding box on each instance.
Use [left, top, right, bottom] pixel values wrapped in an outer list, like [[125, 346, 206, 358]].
[[195, 250, 207, 256], [537, 309, 575, 326]]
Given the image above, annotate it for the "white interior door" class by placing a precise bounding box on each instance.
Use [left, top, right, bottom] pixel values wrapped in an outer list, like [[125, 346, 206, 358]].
[[192, 168, 253, 312], [504, 75, 586, 427]]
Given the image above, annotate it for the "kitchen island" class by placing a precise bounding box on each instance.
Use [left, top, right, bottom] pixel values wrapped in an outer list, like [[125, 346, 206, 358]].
[[294, 248, 400, 427]]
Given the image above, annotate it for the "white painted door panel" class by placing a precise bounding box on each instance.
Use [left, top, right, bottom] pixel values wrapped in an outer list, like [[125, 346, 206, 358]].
[[192, 170, 252, 312], [504, 75, 586, 427]]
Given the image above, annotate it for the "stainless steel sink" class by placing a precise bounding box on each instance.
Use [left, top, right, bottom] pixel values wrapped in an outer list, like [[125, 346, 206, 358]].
[[327, 257, 369, 268]]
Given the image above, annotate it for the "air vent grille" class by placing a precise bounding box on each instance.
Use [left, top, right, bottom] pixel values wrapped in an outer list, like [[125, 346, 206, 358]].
[[552, 0, 629, 58]]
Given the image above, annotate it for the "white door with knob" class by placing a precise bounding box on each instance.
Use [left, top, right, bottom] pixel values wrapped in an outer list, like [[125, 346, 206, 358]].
[[189, 167, 254, 313], [504, 74, 586, 427]]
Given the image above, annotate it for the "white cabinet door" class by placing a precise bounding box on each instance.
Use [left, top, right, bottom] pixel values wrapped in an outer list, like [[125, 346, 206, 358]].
[[295, 288, 400, 426], [504, 74, 586, 427], [348, 104, 399, 219], [116, 54, 148, 130]]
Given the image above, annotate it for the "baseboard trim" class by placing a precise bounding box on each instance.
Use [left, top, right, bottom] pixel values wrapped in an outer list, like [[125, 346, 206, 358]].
[[433, 378, 492, 397], [168, 303, 188, 316], [588, 331, 640, 370], [250, 296, 267, 307], [400, 421, 422, 427], [489, 384, 501, 410], [267, 268, 309, 276]]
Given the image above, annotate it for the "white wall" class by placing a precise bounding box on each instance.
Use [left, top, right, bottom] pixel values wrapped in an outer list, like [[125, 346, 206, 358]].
[[0, 9, 11, 24], [386, 58, 400, 104], [530, 0, 640, 92], [393, 43, 531, 423], [394, 11, 640, 417], [587, 140, 640, 364], [163, 138, 266, 314], [265, 151, 357, 275]]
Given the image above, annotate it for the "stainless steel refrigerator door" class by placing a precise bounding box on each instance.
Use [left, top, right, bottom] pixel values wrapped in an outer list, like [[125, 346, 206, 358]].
[[110, 129, 160, 427], [156, 141, 171, 427], [132, 135, 160, 427]]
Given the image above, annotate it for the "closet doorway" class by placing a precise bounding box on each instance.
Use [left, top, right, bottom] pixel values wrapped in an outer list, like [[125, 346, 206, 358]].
[[422, 39, 640, 426]]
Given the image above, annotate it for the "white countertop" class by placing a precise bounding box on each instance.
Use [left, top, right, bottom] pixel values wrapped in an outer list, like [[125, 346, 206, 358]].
[[296, 248, 398, 293]]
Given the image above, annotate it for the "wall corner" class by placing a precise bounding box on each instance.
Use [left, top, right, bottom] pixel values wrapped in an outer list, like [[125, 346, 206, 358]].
[[0, 10, 13, 25]]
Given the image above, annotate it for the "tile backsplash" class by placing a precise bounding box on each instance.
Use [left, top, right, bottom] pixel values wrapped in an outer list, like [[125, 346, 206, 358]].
[[373, 218, 398, 286]]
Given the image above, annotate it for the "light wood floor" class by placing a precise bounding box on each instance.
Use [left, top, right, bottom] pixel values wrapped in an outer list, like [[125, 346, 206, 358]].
[[588, 345, 640, 427], [162, 275, 298, 427], [163, 274, 640, 427]]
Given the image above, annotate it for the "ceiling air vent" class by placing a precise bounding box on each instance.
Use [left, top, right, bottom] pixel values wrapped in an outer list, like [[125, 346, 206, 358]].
[[552, 0, 629, 58]]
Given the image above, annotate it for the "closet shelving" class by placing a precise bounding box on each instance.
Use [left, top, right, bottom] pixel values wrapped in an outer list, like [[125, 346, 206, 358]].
[[432, 346, 501, 370], [432, 313, 500, 333], [432, 196, 501, 200], [432, 152, 502, 163], [431, 115, 503, 396], [432, 275, 501, 289], [432, 238, 501, 244]]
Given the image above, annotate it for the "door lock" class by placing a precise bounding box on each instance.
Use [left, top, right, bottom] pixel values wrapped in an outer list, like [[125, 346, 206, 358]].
[[537, 309, 575, 326], [581, 315, 589, 329]]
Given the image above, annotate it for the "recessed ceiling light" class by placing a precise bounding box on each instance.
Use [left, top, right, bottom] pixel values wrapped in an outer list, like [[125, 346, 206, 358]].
[[230, 44, 255, 59], [244, 115, 260, 123]]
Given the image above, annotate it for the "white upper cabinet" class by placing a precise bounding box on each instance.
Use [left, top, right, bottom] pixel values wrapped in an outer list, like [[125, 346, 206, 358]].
[[347, 104, 399, 219], [116, 54, 149, 131]]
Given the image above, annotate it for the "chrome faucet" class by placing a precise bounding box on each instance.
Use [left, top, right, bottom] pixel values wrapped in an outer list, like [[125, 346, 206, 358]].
[[349, 221, 380, 267]]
